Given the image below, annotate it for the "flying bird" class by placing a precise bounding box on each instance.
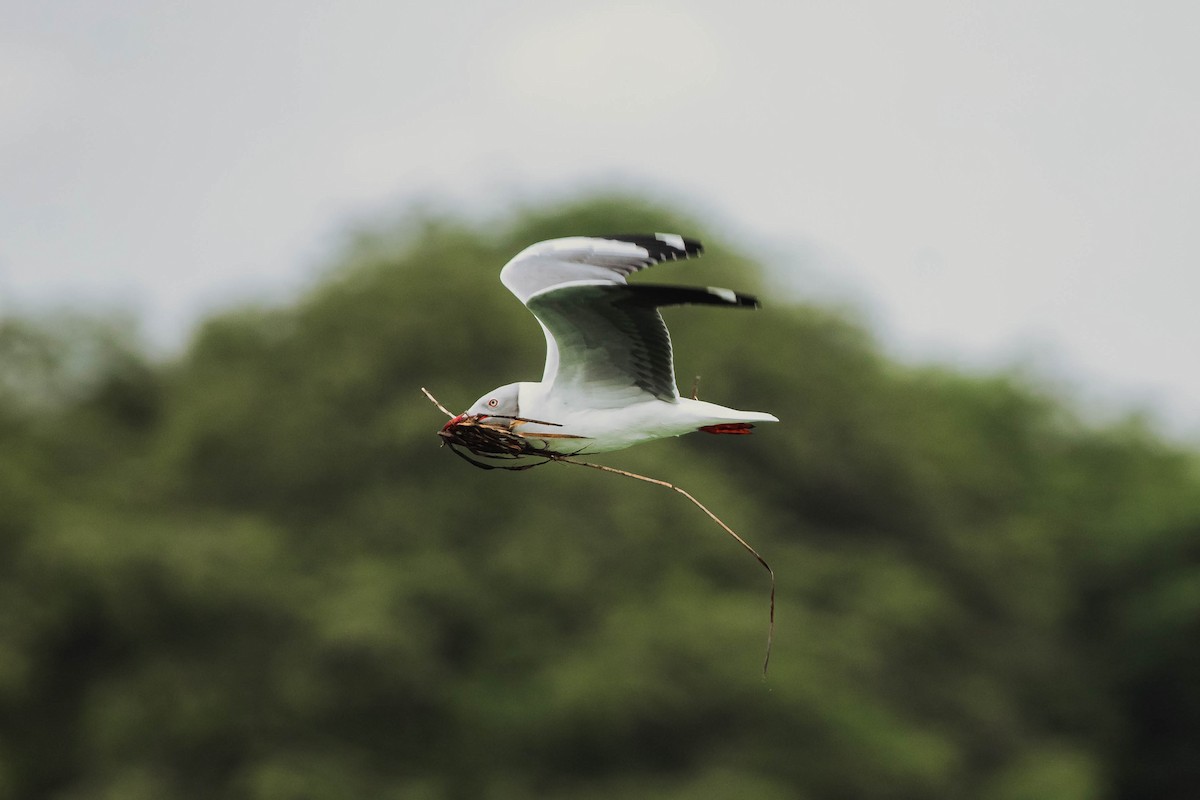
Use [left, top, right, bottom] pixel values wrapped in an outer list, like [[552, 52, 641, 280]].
[[443, 233, 778, 461]]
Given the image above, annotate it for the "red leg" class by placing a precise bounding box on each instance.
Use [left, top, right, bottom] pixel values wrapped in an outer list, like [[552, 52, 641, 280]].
[[698, 423, 755, 435]]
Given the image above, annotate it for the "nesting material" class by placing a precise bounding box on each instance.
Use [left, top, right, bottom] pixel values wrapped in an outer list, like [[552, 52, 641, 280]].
[[423, 387, 776, 674]]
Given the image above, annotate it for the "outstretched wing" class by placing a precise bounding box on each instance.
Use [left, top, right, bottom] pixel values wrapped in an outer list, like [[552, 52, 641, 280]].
[[499, 234, 758, 408]]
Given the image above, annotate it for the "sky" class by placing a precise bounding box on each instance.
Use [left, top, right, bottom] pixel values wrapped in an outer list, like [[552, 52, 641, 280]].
[[2, 1, 1198, 436]]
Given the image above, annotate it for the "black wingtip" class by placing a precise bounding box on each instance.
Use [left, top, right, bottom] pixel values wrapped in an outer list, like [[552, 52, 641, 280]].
[[708, 286, 760, 308], [607, 233, 703, 262], [621, 284, 761, 310], [736, 292, 762, 309]]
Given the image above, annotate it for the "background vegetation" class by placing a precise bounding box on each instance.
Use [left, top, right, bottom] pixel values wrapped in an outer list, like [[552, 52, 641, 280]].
[[2, 196, 1197, 799]]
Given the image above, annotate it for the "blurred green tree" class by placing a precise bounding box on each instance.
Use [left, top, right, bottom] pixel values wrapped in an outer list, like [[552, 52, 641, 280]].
[[0, 194, 1196, 800]]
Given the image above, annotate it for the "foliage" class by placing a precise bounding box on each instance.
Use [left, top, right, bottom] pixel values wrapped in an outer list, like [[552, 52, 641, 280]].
[[1, 195, 1197, 799]]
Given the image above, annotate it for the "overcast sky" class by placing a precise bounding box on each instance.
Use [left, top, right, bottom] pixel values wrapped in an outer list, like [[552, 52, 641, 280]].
[[3, 1, 1198, 435]]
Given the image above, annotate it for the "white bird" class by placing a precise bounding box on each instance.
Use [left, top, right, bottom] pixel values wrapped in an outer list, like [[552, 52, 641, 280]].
[[444, 233, 778, 458]]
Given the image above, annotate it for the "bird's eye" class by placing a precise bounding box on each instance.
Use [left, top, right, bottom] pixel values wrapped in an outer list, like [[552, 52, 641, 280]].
[[487, 398, 499, 408]]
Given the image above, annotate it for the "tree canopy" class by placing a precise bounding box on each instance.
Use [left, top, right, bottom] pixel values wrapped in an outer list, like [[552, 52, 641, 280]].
[[1, 195, 1197, 799]]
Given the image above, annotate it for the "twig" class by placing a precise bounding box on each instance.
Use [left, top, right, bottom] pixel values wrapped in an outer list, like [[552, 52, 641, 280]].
[[421, 387, 456, 419], [557, 457, 775, 676], [421, 386, 776, 675]]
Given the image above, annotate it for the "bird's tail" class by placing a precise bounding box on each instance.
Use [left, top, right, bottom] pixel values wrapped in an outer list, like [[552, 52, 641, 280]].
[[685, 398, 779, 427]]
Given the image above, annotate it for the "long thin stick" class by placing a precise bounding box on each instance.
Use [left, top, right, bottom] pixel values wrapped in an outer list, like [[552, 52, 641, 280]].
[[421, 386, 455, 418], [421, 386, 776, 675], [558, 456, 775, 676]]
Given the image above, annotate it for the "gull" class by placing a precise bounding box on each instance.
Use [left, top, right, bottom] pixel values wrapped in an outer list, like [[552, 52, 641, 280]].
[[444, 233, 778, 456]]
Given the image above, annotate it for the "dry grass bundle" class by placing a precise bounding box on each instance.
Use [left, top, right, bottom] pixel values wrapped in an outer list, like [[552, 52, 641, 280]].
[[422, 387, 776, 674]]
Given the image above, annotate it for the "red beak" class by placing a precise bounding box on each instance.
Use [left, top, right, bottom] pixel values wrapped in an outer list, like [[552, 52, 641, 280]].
[[442, 413, 491, 431]]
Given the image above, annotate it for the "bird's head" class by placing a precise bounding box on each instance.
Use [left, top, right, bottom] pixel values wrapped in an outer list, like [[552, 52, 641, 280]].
[[441, 382, 522, 431]]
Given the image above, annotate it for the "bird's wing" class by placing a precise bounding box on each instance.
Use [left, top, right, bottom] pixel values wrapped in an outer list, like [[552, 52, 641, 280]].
[[499, 234, 757, 408]]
